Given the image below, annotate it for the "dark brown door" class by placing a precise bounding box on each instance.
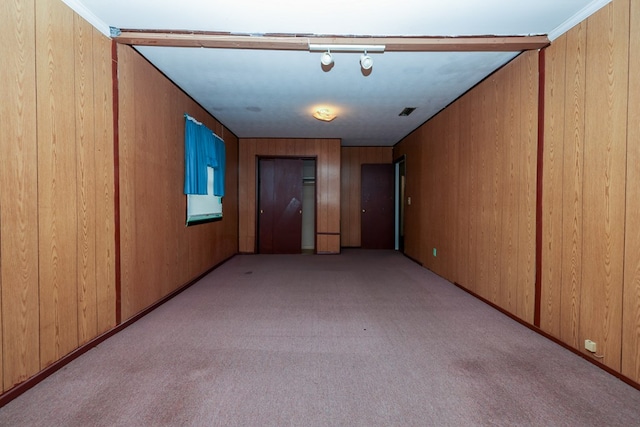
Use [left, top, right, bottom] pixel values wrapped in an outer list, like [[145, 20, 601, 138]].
[[361, 163, 394, 249], [259, 158, 303, 254]]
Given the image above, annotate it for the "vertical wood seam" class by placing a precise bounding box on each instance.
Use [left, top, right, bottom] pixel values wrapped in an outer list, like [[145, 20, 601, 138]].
[[620, 0, 632, 371], [111, 41, 121, 325], [535, 48, 546, 327]]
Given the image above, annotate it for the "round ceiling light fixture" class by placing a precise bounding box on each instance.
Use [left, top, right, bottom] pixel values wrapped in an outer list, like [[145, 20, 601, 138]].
[[313, 107, 337, 122], [320, 51, 333, 66], [360, 52, 373, 70]]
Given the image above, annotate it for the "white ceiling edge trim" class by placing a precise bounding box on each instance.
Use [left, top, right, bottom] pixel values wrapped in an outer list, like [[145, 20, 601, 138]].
[[60, 0, 111, 37], [548, 0, 612, 41]]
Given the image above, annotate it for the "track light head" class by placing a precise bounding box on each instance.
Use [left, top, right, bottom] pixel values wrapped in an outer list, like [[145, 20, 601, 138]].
[[360, 52, 373, 70], [320, 51, 333, 66]]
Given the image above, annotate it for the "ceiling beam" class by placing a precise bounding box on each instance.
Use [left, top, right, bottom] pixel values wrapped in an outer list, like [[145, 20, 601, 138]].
[[113, 30, 550, 52]]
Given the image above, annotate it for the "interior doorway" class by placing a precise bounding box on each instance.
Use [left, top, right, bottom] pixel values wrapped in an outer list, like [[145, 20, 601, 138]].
[[361, 163, 394, 249], [258, 157, 315, 254], [395, 156, 406, 251]]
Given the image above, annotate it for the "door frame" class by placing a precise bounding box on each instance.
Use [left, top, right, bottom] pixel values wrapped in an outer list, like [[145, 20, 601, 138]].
[[394, 155, 406, 252], [255, 155, 317, 254]]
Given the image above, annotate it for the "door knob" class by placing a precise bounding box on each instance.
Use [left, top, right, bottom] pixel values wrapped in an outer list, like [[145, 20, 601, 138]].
[[362, 209, 366, 213], [299, 210, 302, 214], [260, 209, 264, 214]]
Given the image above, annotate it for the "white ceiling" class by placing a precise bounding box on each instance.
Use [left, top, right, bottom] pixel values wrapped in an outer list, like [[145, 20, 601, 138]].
[[69, 0, 610, 146]]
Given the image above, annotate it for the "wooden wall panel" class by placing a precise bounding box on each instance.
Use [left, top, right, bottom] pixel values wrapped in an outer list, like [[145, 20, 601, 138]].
[[238, 138, 341, 254], [488, 76, 502, 307], [0, 0, 40, 391], [465, 95, 479, 294], [92, 29, 116, 335], [74, 14, 98, 346], [117, 45, 137, 320], [117, 44, 239, 320], [622, 0, 640, 382], [499, 60, 520, 315], [559, 22, 586, 348], [475, 82, 491, 300], [456, 98, 471, 289], [396, 51, 538, 323], [516, 51, 538, 324], [340, 147, 392, 247], [541, 22, 587, 346], [36, 0, 79, 368], [540, 33, 566, 338], [579, 0, 628, 370]]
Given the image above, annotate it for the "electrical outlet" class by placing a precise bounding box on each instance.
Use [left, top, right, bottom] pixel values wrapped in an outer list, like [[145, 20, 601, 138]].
[[407, 196, 411, 205], [584, 339, 597, 353]]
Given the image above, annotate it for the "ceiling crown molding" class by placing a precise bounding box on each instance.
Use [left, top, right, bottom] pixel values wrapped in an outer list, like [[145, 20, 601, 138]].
[[547, 0, 612, 41], [60, 0, 111, 37]]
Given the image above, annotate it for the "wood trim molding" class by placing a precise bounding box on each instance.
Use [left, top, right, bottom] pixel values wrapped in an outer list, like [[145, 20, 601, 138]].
[[111, 40, 122, 325], [113, 31, 550, 52], [453, 282, 640, 392]]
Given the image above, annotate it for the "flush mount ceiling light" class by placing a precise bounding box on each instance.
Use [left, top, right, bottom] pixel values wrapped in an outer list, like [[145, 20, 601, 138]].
[[313, 108, 337, 122]]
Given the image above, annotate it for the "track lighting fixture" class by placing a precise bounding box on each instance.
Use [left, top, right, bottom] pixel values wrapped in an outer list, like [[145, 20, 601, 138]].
[[320, 51, 333, 66], [360, 52, 373, 70], [309, 43, 384, 73]]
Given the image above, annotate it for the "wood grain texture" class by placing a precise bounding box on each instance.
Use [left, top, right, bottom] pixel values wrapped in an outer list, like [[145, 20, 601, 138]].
[[340, 147, 392, 247], [36, 0, 79, 368], [0, 0, 40, 391], [540, 36, 567, 337], [238, 138, 341, 254], [580, 0, 628, 370], [500, 59, 520, 315], [93, 30, 116, 335], [117, 44, 238, 320], [395, 51, 538, 323], [74, 14, 98, 346], [560, 22, 586, 348], [456, 97, 471, 289], [466, 95, 479, 294], [516, 51, 538, 324], [116, 45, 136, 320], [446, 104, 460, 284], [622, 0, 640, 382]]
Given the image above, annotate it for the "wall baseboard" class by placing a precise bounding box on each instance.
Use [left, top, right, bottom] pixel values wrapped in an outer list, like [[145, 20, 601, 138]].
[[0, 254, 236, 408], [452, 281, 640, 393]]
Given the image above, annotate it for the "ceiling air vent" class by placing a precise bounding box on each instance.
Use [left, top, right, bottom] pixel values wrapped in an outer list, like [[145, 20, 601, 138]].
[[399, 107, 416, 117]]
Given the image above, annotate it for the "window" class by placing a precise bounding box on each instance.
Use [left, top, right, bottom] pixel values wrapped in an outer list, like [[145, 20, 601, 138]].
[[183, 114, 225, 225]]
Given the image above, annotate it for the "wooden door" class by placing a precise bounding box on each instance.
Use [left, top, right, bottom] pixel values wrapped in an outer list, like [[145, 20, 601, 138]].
[[258, 158, 303, 254], [361, 163, 394, 249]]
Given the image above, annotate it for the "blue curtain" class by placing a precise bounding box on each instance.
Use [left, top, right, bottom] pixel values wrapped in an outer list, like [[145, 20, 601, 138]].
[[183, 115, 225, 196], [213, 133, 226, 197]]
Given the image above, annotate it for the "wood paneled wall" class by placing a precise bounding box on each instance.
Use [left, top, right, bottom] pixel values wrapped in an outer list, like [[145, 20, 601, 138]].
[[117, 45, 239, 321], [541, 0, 639, 378], [340, 147, 393, 247], [394, 51, 539, 324], [0, 0, 115, 391], [239, 138, 341, 254]]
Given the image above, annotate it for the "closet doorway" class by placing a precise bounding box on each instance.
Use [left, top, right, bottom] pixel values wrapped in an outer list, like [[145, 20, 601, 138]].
[[258, 157, 316, 254]]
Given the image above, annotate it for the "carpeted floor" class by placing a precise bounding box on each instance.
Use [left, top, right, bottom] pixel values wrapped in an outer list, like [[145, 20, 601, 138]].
[[1, 249, 639, 426]]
